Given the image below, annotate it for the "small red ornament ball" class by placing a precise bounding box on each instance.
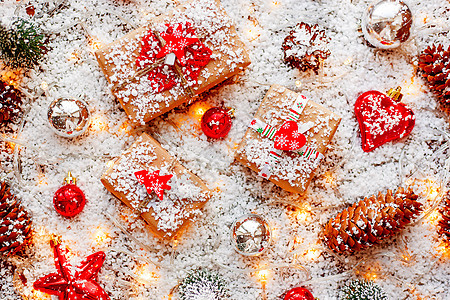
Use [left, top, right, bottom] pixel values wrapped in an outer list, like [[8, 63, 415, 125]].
[[53, 184, 86, 217], [201, 107, 232, 139], [284, 287, 315, 300]]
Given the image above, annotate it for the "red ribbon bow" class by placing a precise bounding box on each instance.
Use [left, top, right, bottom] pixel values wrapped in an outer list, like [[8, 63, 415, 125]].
[[136, 22, 212, 93]]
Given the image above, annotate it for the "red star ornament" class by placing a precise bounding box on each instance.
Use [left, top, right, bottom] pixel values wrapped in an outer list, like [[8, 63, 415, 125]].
[[156, 23, 199, 66], [33, 239, 110, 300], [135, 169, 173, 201]]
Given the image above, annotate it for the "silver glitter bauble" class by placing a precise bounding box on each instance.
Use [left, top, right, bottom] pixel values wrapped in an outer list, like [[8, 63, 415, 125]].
[[230, 214, 271, 256], [362, 0, 413, 49], [47, 98, 90, 138]]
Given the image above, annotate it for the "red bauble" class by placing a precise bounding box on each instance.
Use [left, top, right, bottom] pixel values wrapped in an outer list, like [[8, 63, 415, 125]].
[[355, 89, 415, 152], [53, 184, 86, 217], [284, 287, 315, 300], [201, 107, 233, 139], [34, 238, 110, 300]]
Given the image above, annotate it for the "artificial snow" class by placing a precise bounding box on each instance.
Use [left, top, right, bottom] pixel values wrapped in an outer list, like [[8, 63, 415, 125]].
[[0, 0, 450, 299]]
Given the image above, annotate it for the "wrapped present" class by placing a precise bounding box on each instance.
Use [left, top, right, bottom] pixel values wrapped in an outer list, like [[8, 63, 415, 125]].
[[101, 133, 212, 241], [95, 0, 251, 125], [235, 85, 341, 194]]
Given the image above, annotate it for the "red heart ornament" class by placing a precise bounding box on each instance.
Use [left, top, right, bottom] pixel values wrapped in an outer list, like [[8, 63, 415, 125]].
[[355, 90, 415, 152], [273, 120, 306, 151]]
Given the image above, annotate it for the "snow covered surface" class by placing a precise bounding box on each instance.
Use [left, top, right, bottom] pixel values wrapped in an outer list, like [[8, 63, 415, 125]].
[[1, 0, 450, 299]]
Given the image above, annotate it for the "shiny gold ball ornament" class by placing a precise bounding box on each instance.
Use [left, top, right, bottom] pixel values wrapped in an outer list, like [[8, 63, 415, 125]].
[[362, 0, 413, 49], [230, 214, 271, 256], [47, 98, 90, 138]]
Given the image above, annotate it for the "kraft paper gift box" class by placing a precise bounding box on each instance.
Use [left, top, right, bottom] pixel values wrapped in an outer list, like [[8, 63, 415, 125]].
[[235, 84, 341, 194], [95, 0, 251, 125], [101, 133, 212, 241]]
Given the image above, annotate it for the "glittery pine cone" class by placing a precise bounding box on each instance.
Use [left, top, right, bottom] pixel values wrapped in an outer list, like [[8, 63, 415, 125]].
[[0, 182, 33, 256], [282, 22, 331, 74], [438, 192, 450, 243], [418, 44, 450, 114], [322, 187, 423, 254], [0, 81, 22, 126]]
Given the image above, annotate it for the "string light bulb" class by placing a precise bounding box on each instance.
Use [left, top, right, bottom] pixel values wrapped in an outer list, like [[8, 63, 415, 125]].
[[304, 248, 321, 261], [89, 38, 102, 52], [271, 0, 281, 7], [343, 56, 353, 65], [90, 115, 108, 132], [294, 210, 310, 222], [256, 269, 270, 284], [40, 81, 49, 91], [136, 264, 159, 285], [426, 210, 441, 225], [92, 226, 110, 246], [189, 101, 211, 122]]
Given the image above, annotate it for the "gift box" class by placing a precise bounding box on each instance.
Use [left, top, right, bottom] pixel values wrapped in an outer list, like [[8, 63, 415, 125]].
[[235, 85, 341, 194], [95, 0, 251, 125], [101, 133, 212, 241]]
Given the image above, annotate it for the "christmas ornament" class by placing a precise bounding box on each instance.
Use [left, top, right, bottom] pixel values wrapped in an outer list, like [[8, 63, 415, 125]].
[[273, 120, 307, 151], [136, 22, 212, 93], [284, 287, 315, 300], [438, 192, 450, 243], [0, 80, 22, 126], [47, 97, 91, 138], [340, 280, 388, 300], [33, 236, 110, 300], [0, 19, 45, 69], [134, 169, 173, 201], [0, 181, 33, 256], [282, 22, 331, 73], [178, 269, 228, 300], [322, 187, 422, 254], [53, 172, 86, 217], [230, 214, 271, 256], [201, 107, 234, 139], [362, 0, 412, 49], [355, 87, 415, 152], [418, 44, 450, 114]]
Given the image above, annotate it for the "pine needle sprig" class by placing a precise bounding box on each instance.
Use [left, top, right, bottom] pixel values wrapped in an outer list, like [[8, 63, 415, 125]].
[[179, 269, 228, 300], [0, 19, 46, 69], [340, 280, 388, 300]]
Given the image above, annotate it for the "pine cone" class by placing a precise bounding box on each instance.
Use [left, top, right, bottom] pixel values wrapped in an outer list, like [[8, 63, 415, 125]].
[[418, 44, 450, 114], [282, 22, 331, 74], [322, 187, 423, 254], [0, 81, 22, 126], [0, 182, 32, 256], [438, 192, 450, 243]]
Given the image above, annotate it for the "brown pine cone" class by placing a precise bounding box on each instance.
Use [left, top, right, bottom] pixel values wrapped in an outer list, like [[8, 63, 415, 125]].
[[282, 22, 331, 74], [0, 182, 32, 256], [0, 81, 22, 126], [438, 192, 450, 243], [322, 187, 423, 254], [418, 44, 450, 114]]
